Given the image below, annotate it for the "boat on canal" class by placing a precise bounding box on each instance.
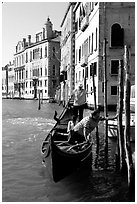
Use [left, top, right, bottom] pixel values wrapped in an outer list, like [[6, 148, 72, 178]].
[[108, 85, 135, 142], [41, 104, 92, 182]]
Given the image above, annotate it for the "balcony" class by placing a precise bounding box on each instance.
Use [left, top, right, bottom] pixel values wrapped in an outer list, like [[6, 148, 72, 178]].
[[81, 56, 88, 67], [80, 16, 89, 32]]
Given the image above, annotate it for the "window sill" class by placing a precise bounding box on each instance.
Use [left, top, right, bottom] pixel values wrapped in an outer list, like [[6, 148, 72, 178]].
[[109, 46, 124, 49], [111, 74, 118, 76]]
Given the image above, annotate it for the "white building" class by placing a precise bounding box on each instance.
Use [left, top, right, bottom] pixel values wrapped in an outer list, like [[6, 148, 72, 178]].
[[74, 2, 135, 108], [60, 2, 76, 106], [2, 66, 7, 98], [8, 61, 15, 98], [14, 17, 61, 100]]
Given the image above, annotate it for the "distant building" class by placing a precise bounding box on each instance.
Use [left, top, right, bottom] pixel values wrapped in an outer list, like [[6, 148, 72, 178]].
[[8, 61, 15, 98], [73, 2, 135, 107], [2, 65, 8, 98], [60, 2, 76, 106], [14, 17, 61, 99]]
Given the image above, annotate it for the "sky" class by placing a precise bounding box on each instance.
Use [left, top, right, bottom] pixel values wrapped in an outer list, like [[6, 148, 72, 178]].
[[2, 1, 69, 67]]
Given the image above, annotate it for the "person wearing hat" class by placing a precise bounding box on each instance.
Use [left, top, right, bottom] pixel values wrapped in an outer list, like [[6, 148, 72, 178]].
[[70, 83, 87, 123]]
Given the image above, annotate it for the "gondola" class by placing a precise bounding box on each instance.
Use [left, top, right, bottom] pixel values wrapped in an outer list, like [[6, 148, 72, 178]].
[[41, 104, 93, 183]]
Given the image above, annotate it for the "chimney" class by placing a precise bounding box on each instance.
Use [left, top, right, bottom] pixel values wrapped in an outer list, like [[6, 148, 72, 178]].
[[43, 28, 45, 40], [23, 38, 26, 47], [28, 35, 31, 46]]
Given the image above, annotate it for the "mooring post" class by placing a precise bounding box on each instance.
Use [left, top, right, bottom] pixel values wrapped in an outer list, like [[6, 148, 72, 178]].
[[41, 91, 43, 104], [124, 45, 134, 196], [103, 38, 108, 166], [38, 91, 41, 110], [92, 64, 99, 146], [117, 60, 125, 171]]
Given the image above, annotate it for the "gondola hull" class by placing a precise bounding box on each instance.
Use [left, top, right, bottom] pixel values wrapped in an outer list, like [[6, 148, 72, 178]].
[[51, 136, 92, 182], [41, 105, 93, 182]]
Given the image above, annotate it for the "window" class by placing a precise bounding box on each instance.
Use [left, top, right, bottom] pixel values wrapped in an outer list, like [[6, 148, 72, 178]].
[[40, 48, 42, 58], [111, 86, 117, 95], [76, 73, 77, 83], [75, 50, 77, 65], [45, 67, 47, 76], [83, 69, 84, 78], [22, 70, 24, 79], [83, 38, 88, 58], [52, 80, 56, 88], [26, 70, 28, 79], [91, 33, 94, 53], [75, 20, 78, 33], [53, 65, 55, 76], [111, 60, 119, 75], [26, 52, 28, 63], [45, 46, 47, 57], [88, 36, 91, 54], [95, 28, 98, 50], [79, 71, 81, 81], [40, 67, 42, 76], [111, 23, 124, 47], [45, 80, 47, 87], [30, 51, 32, 62], [86, 84, 88, 92], [79, 46, 81, 62], [40, 80, 42, 87], [90, 62, 97, 76], [102, 82, 104, 93], [91, 87, 93, 95], [53, 47, 55, 58], [85, 66, 88, 78]]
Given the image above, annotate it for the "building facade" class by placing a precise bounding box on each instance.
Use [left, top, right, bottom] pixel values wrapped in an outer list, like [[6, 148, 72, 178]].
[[60, 2, 76, 105], [14, 17, 61, 100], [8, 61, 15, 98], [2, 62, 14, 98], [2, 65, 8, 98], [74, 2, 135, 107]]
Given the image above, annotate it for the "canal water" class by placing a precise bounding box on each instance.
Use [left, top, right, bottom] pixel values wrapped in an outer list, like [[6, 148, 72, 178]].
[[2, 99, 130, 202]]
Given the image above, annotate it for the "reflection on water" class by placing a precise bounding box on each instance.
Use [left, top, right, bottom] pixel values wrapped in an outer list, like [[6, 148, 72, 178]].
[[2, 99, 131, 202]]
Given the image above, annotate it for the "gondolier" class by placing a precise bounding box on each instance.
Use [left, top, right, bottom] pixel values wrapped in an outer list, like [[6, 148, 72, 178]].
[[70, 83, 87, 123]]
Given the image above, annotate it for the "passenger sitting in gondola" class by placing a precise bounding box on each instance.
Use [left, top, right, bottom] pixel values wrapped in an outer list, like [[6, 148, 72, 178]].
[[68, 109, 104, 144], [67, 115, 75, 136]]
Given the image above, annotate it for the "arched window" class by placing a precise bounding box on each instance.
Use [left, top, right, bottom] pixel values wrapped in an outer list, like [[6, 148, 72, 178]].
[[111, 23, 124, 47]]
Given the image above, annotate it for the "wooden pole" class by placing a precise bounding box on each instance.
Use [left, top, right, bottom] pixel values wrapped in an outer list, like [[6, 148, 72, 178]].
[[124, 45, 134, 196], [103, 38, 108, 166], [41, 91, 43, 104], [117, 60, 125, 171], [38, 91, 41, 110], [92, 64, 99, 146]]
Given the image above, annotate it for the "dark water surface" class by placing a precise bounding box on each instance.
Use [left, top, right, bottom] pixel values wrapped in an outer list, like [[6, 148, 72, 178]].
[[2, 99, 130, 202]]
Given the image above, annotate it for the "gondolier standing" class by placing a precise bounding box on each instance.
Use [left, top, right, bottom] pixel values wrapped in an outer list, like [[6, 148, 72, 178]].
[[70, 83, 87, 123]]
